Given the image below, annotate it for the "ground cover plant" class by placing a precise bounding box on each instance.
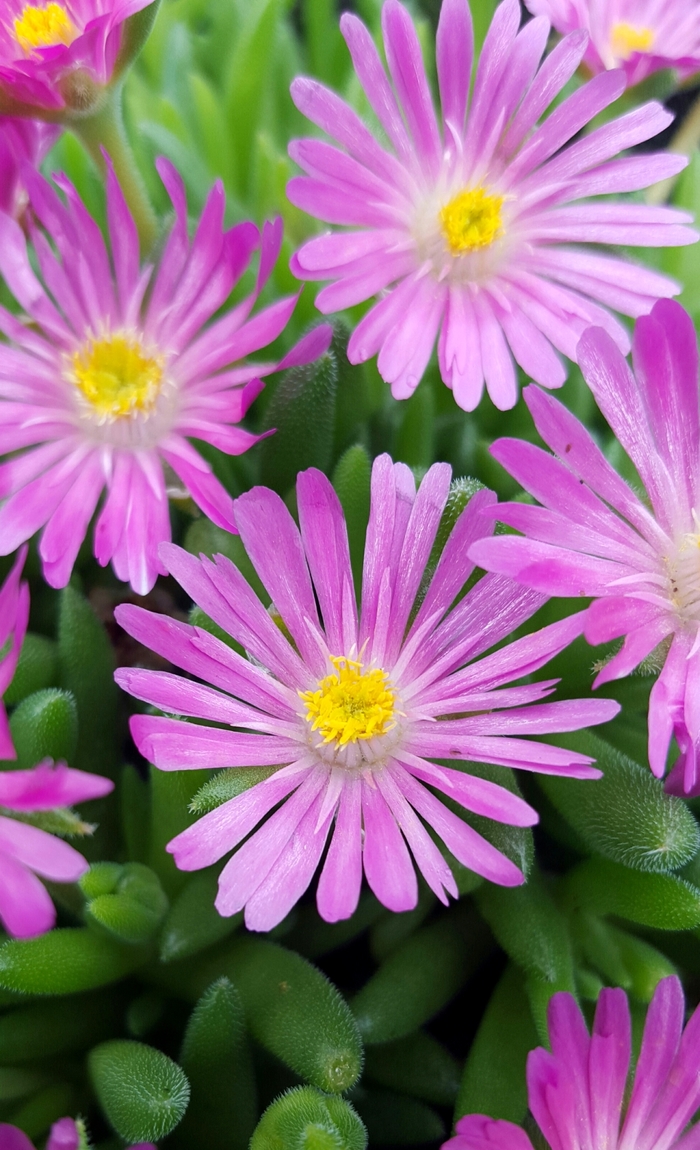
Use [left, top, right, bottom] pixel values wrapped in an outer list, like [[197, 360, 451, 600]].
[[2, 0, 700, 1146]]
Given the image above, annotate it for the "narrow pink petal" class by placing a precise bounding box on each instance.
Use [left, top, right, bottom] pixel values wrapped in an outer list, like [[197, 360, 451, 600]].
[[436, 0, 473, 133], [620, 977, 685, 1150], [381, 0, 441, 173], [0, 760, 113, 811], [0, 849, 56, 937], [167, 764, 310, 871], [589, 989, 630, 1150], [130, 714, 301, 770], [380, 765, 458, 903], [448, 1115, 535, 1150], [242, 786, 334, 931], [361, 777, 417, 912], [316, 772, 363, 923], [648, 636, 689, 779], [0, 816, 88, 882], [297, 468, 358, 653]]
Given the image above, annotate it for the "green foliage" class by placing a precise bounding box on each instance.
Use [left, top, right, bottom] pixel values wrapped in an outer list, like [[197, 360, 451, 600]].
[[159, 870, 242, 962], [363, 1031, 460, 1106], [223, 938, 363, 1094], [332, 445, 372, 597], [563, 858, 700, 930], [178, 978, 257, 1148], [8, 689, 78, 769], [0, 930, 145, 995], [58, 586, 119, 777], [0, 990, 122, 1063], [260, 336, 339, 493], [352, 907, 489, 1044], [3, 634, 58, 706], [456, 964, 537, 1126], [81, 862, 168, 945], [539, 732, 700, 872], [251, 1086, 367, 1150], [351, 1086, 444, 1146], [89, 1039, 190, 1142]]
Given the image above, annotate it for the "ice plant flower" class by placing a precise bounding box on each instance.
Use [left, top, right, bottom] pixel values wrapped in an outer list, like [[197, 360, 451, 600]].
[[0, 0, 154, 112], [0, 158, 332, 593], [470, 300, 700, 796], [115, 455, 619, 931], [287, 0, 697, 411], [0, 547, 29, 760], [0, 1118, 156, 1149], [443, 976, 700, 1150], [0, 116, 58, 216], [525, 0, 700, 87], [0, 758, 113, 936]]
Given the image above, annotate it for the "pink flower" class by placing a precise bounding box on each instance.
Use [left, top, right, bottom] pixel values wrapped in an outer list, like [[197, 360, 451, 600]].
[[444, 976, 700, 1150], [0, 547, 29, 760], [0, 158, 331, 594], [286, 0, 697, 412], [0, 759, 113, 936], [470, 300, 700, 796], [0, 1118, 156, 1149], [115, 455, 618, 931], [525, 0, 700, 87], [0, 116, 58, 216], [0, 0, 153, 112]]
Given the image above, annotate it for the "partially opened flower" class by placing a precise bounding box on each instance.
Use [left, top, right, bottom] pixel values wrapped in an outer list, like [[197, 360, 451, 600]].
[[444, 976, 700, 1150], [0, 158, 331, 593], [0, 547, 29, 760], [525, 0, 700, 87], [115, 455, 618, 931], [287, 0, 697, 411], [470, 300, 700, 795], [0, 0, 153, 113], [0, 759, 113, 936], [0, 116, 58, 215]]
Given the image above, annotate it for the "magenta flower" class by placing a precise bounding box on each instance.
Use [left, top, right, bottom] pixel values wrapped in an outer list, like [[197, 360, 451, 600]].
[[0, 547, 29, 760], [115, 455, 618, 931], [444, 976, 700, 1150], [0, 116, 58, 216], [0, 1118, 156, 1149], [0, 159, 331, 594], [525, 0, 700, 87], [470, 300, 700, 796], [0, 758, 113, 936], [286, 0, 697, 412], [0, 0, 153, 112]]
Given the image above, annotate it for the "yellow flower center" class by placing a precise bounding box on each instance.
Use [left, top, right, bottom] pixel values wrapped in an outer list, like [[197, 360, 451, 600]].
[[610, 22, 655, 60], [71, 334, 164, 421], [439, 186, 505, 255], [300, 656, 396, 746], [13, 2, 76, 51]]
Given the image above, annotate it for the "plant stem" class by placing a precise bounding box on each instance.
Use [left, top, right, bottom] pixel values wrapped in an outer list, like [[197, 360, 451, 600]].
[[72, 88, 158, 254]]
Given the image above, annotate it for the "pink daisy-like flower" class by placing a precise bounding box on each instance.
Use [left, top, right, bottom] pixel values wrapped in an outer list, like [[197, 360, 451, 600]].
[[470, 300, 700, 796], [0, 116, 58, 216], [0, 1117, 155, 1149], [525, 0, 700, 88], [287, 0, 698, 412], [115, 455, 619, 931], [0, 0, 153, 112], [0, 547, 29, 760], [444, 976, 700, 1150], [0, 158, 331, 594], [0, 758, 113, 937]]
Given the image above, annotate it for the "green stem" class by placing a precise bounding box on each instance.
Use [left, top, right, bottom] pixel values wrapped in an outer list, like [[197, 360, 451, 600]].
[[72, 88, 158, 254]]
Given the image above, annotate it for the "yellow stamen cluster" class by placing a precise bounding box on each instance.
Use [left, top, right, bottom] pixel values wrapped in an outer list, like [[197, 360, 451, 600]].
[[72, 334, 164, 421], [439, 186, 504, 255], [14, 2, 76, 51], [610, 22, 655, 60], [300, 656, 396, 746]]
